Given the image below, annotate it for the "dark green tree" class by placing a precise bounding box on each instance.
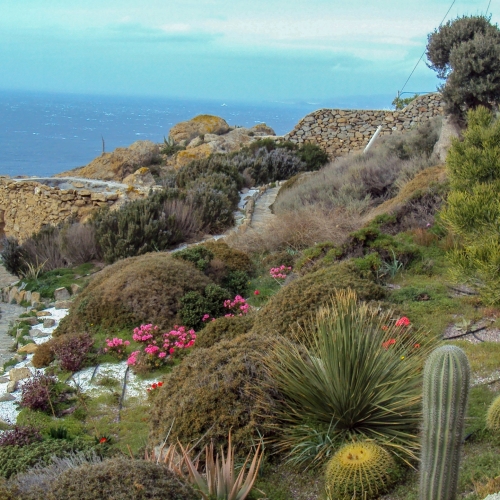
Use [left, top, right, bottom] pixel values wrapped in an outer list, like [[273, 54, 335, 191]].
[[426, 15, 500, 116]]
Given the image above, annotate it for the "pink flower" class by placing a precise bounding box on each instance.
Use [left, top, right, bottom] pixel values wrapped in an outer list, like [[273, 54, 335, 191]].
[[254, 290, 260, 296]]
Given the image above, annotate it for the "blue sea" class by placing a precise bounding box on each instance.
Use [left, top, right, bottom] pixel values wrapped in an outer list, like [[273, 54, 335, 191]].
[[0, 90, 393, 177]]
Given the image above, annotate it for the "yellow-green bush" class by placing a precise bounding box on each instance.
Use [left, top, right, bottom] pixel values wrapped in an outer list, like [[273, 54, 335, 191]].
[[486, 395, 500, 431], [148, 333, 277, 454], [251, 261, 385, 338], [195, 315, 255, 349], [44, 457, 198, 500], [203, 240, 254, 275], [56, 253, 211, 335]]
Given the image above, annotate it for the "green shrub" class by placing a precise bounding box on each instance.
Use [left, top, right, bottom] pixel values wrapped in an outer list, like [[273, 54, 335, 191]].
[[173, 246, 214, 272], [148, 333, 278, 456], [92, 188, 200, 264], [203, 240, 254, 275], [440, 107, 500, 303], [222, 269, 250, 296], [251, 261, 386, 338], [1, 237, 26, 277], [179, 284, 231, 330], [296, 143, 329, 171], [0, 438, 99, 479], [266, 289, 436, 467], [44, 457, 198, 500], [195, 315, 255, 349], [55, 253, 211, 335]]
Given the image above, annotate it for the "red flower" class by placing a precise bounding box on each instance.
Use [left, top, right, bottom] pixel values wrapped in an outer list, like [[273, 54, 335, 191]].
[[157, 381, 163, 387], [254, 290, 260, 296], [395, 316, 411, 327], [99, 437, 107, 444], [382, 338, 396, 349], [151, 383, 158, 389], [381, 325, 388, 331], [414, 343, 421, 349]]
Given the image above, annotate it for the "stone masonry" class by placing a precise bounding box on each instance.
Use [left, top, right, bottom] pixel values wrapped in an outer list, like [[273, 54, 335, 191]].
[[283, 93, 446, 156]]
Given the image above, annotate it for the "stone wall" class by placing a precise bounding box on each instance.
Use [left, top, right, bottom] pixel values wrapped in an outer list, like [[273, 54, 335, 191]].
[[0, 177, 148, 242], [283, 93, 446, 156]]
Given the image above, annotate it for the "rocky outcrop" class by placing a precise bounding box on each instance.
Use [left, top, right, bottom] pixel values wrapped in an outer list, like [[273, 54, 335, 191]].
[[283, 93, 446, 156], [56, 140, 160, 182], [174, 123, 276, 169], [169, 115, 230, 144]]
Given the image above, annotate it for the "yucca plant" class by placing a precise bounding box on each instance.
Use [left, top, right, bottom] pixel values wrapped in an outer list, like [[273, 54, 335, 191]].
[[179, 432, 263, 500], [265, 288, 437, 467]]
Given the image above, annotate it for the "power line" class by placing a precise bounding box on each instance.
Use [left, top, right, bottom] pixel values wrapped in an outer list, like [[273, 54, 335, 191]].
[[486, 0, 492, 15], [399, 0, 457, 95]]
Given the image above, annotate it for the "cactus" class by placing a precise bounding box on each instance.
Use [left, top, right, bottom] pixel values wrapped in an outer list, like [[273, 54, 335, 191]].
[[419, 345, 470, 500], [486, 394, 500, 431], [324, 441, 398, 500]]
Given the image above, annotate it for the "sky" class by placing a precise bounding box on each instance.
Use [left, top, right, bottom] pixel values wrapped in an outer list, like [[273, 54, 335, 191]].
[[0, 0, 496, 103]]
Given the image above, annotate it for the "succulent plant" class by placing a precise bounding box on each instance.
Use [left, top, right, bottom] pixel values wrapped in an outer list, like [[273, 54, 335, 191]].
[[419, 345, 470, 500], [324, 441, 398, 500], [486, 394, 500, 431]]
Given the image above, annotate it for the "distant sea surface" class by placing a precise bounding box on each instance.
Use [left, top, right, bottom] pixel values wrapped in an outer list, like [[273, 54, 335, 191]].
[[0, 90, 393, 177]]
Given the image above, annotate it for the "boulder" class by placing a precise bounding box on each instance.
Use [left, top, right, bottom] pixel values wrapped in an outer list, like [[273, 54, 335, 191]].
[[55, 140, 160, 182], [54, 287, 70, 301], [169, 115, 230, 144], [30, 328, 49, 338], [9, 367, 32, 382], [0, 376, 9, 383], [19, 317, 39, 326], [43, 318, 56, 328], [123, 167, 157, 188], [18, 343, 38, 354], [175, 143, 214, 169], [55, 300, 72, 310], [0, 393, 15, 401], [6, 381, 17, 393], [36, 311, 51, 317], [71, 284, 82, 295]]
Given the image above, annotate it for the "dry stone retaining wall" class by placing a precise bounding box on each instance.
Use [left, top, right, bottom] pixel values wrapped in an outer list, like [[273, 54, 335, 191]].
[[283, 93, 446, 156], [0, 178, 147, 242]]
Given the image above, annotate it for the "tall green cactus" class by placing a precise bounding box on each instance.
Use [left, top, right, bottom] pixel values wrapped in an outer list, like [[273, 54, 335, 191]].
[[419, 345, 470, 500]]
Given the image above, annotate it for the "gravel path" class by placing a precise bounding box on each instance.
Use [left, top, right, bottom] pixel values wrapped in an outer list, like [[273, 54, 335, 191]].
[[249, 186, 279, 230]]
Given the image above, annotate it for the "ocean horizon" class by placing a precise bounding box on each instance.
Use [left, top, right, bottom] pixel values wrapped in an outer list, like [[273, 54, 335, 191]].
[[0, 89, 394, 178]]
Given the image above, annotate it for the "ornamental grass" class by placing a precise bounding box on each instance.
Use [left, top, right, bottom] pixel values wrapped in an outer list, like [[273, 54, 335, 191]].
[[264, 288, 437, 468]]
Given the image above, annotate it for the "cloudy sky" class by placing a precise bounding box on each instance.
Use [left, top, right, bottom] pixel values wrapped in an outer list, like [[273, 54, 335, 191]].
[[0, 0, 496, 103]]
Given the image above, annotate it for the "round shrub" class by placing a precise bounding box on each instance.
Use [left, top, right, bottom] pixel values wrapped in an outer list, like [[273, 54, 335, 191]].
[[0, 478, 18, 500], [486, 394, 500, 431], [45, 457, 198, 500], [55, 253, 212, 335], [203, 240, 254, 275], [251, 261, 386, 338], [148, 333, 278, 455], [32, 342, 55, 369], [187, 184, 234, 233], [195, 315, 255, 349], [0, 438, 98, 479], [325, 441, 398, 500]]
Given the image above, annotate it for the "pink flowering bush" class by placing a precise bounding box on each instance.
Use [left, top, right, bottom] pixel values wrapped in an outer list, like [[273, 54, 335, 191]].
[[223, 295, 250, 317], [270, 265, 292, 280], [127, 323, 196, 373], [104, 337, 130, 360]]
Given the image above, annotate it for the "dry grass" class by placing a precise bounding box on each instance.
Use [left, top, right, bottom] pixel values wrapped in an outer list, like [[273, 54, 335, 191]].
[[228, 206, 362, 253]]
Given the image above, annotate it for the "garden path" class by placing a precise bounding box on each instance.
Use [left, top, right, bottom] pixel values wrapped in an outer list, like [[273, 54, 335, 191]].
[[249, 186, 279, 230]]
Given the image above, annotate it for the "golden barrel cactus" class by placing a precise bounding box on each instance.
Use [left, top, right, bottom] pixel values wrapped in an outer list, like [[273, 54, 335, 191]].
[[487, 394, 500, 431]]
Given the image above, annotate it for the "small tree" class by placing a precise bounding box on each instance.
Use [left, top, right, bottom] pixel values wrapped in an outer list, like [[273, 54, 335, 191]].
[[440, 106, 500, 303], [426, 15, 500, 117]]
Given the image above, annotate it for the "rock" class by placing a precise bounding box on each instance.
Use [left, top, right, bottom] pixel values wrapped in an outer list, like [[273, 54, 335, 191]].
[[186, 136, 205, 149], [30, 328, 49, 338], [54, 287, 70, 301], [70, 284, 82, 295], [8, 367, 31, 382], [43, 318, 56, 328], [19, 317, 39, 326], [0, 376, 9, 383], [54, 140, 160, 181], [204, 124, 277, 155], [55, 300, 72, 310], [18, 343, 38, 354], [169, 115, 230, 144], [6, 381, 17, 393], [432, 114, 461, 163], [36, 311, 51, 317], [31, 292, 41, 307], [175, 143, 214, 169], [123, 167, 157, 188], [0, 393, 15, 402]]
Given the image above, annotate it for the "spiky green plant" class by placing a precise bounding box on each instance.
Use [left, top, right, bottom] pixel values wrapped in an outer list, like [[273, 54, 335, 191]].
[[486, 394, 500, 432], [419, 345, 470, 500], [325, 441, 398, 500], [265, 288, 436, 467]]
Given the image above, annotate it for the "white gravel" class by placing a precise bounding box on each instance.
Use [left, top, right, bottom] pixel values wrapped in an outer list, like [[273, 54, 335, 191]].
[[0, 306, 152, 427]]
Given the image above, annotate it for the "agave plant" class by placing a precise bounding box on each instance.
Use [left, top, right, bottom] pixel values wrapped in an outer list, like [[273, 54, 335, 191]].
[[179, 432, 263, 500], [265, 288, 437, 467]]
